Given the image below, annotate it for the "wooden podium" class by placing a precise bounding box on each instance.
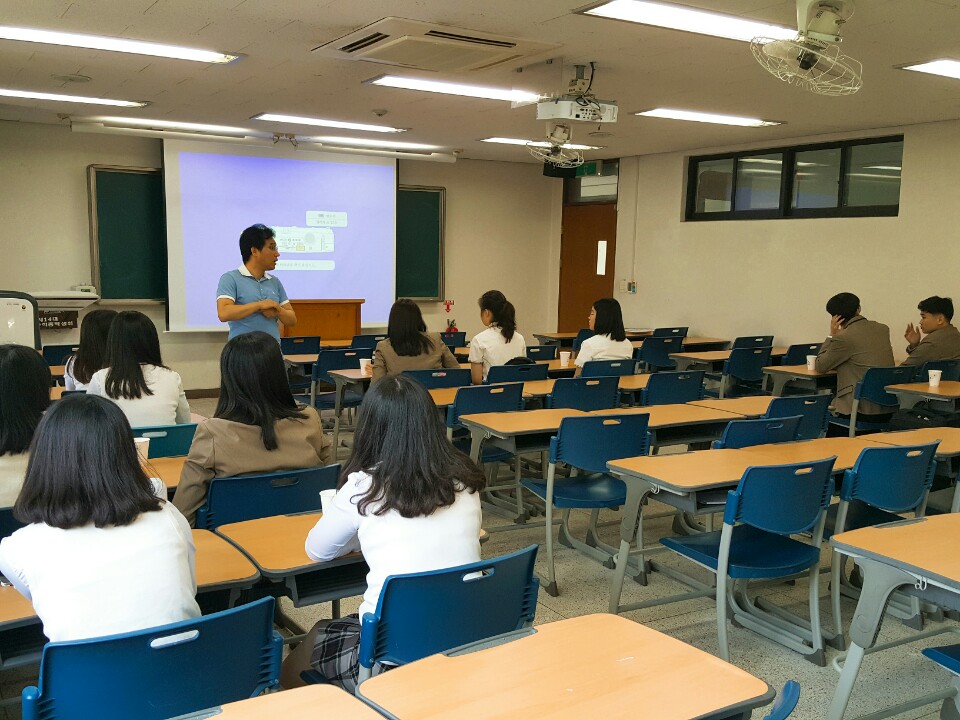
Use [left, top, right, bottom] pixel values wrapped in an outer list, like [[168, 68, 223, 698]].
[[282, 299, 364, 340]]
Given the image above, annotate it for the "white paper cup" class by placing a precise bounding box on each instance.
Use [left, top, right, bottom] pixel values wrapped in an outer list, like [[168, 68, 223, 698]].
[[559, 351, 571, 367], [359, 358, 372, 375], [806, 355, 817, 371], [134, 436, 150, 460], [319, 489, 336, 514], [929, 369, 943, 387]]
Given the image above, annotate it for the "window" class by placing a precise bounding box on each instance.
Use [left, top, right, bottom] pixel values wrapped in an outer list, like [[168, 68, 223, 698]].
[[686, 136, 902, 220], [565, 159, 619, 204]]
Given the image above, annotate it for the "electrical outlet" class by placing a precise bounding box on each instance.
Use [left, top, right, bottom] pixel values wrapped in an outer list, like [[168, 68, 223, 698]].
[[619, 280, 628, 293]]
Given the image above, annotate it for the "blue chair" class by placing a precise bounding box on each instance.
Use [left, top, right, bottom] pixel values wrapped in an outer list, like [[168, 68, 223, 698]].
[[580, 359, 635, 378], [521, 415, 651, 596], [828, 442, 939, 648], [21, 596, 282, 720], [357, 546, 539, 684], [782, 343, 822, 366], [571, 329, 595, 352], [297, 348, 373, 411], [915, 359, 960, 382], [486, 363, 549, 383], [827, 365, 915, 437], [525, 345, 557, 361], [640, 371, 705, 406], [42, 344, 79, 366], [195, 464, 339, 530], [546, 377, 619, 411], [921, 645, 960, 719], [661, 458, 836, 664], [280, 335, 321, 356], [403, 368, 471, 389], [705, 346, 773, 399], [351, 334, 387, 349], [635, 335, 684, 372], [439, 330, 466, 349], [764, 681, 801, 720], [132, 423, 198, 458], [653, 326, 688, 338], [712, 416, 802, 450], [733, 335, 775, 349], [764, 394, 833, 441]]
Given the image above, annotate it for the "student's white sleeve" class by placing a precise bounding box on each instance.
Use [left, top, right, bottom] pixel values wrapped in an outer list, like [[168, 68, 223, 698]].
[[63, 357, 77, 391], [575, 342, 594, 367], [467, 336, 485, 364], [0, 534, 32, 602], [305, 483, 363, 561], [85, 372, 104, 397], [174, 375, 191, 424]]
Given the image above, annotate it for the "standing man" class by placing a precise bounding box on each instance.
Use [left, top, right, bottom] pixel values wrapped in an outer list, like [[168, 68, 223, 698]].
[[216, 224, 296, 342], [901, 296, 960, 367]]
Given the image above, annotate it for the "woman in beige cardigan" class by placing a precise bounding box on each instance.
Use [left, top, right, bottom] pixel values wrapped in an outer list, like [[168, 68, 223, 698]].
[[370, 299, 459, 382]]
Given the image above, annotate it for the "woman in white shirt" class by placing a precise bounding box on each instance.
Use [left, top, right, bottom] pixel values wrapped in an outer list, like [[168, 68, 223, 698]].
[[280, 374, 485, 693], [468, 290, 526, 383], [0, 394, 200, 642], [63, 308, 117, 391], [86, 311, 191, 427], [0, 345, 51, 507], [575, 297, 634, 376]]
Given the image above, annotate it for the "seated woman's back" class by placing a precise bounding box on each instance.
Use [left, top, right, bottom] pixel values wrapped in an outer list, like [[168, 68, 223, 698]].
[[0, 345, 51, 507], [372, 300, 459, 381]]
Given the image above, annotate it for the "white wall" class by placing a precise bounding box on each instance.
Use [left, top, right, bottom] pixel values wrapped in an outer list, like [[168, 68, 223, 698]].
[[613, 119, 960, 362]]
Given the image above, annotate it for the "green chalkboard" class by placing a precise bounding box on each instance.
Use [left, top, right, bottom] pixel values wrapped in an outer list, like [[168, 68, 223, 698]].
[[396, 185, 444, 300], [88, 166, 167, 300]]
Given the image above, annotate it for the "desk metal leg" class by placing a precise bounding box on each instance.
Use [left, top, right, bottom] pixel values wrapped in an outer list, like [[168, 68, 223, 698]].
[[608, 476, 652, 613], [771, 375, 789, 396], [332, 377, 346, 455]]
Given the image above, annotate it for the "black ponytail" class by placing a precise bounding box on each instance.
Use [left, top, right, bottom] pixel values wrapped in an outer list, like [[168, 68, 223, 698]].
[[478, 290, 517, 342]]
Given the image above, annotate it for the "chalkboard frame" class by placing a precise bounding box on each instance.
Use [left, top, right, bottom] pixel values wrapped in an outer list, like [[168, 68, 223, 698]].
[[396, 185, 445, 301]]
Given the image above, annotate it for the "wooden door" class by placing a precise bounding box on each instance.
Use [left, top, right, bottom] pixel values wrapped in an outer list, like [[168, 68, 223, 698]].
[[557, 203, 617, 332]]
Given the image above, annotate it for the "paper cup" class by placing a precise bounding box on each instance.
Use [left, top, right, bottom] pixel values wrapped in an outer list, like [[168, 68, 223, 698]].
[[806, 355, 817, 371], [559, 351, 571, 367], [319, 489, 336, 514], [359, 358, 372, 375], [134, 436, 150, 460], [929, 369, 942, 387]]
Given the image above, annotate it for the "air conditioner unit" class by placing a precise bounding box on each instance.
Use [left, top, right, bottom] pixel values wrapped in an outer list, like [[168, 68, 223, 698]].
[[29, 290, 100, 310]]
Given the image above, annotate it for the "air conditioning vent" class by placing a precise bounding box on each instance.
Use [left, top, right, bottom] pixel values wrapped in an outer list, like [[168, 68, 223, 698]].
[[423, 30, 516, 49], [340, 33, 390, 54]]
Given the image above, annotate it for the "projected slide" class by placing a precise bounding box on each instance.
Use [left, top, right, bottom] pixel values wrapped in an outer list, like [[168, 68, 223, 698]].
[[164, 140, 396, 332]]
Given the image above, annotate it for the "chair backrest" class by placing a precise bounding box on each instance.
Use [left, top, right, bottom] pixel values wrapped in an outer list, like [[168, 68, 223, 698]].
[[571, 329, 595, 351], [195, 464, 339, 530], [723, 346, 773, 383], [439, 331, 466, 350], [21, 596, 282, 720], [486, 363, 549, 383], [764, 681, 801, 720], [42, 344, 79, 366], [636, 336, 684, 371], [580, 359, 636, 378], [351, 334, 387, 349], [525, 345, 557, 361], [546, 376, 619, 411], [131, 423, 198, 458], [733, 335, 775, 349], [841, 442, 939, 512], [652, 327, 688, 338], [311, 348, 373, 383], [725, 458, 836, 535], [446, 383, 524, 430], [0, 507, 24, 542], [640, 371, 705, 406], [279, 336, 320, 356], [403, 368, 472, 389], [713, 415, 803, 450], [915, 359, 960, 382], [358, 546, 538, 672], [782, 343, 822, 366], [551, 414, 650, 473], [854, 366, 916, 408], [765, 395, 832, 441]]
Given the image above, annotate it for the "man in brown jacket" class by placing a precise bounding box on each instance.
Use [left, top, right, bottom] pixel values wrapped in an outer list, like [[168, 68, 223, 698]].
[[901, 296, 960, 368], [816, 292, 895, 422]]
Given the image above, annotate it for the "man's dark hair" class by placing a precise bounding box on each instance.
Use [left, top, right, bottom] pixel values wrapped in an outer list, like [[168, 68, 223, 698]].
[[918, 296, 954, 322], [592, 298, 627, 342], [0, 345, 51, 456], [826, 292, 860, 321], [239, 224, 275, 263]]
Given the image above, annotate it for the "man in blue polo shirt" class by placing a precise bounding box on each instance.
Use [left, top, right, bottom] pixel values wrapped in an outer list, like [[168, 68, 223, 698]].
[[216, 224, 297, 341]]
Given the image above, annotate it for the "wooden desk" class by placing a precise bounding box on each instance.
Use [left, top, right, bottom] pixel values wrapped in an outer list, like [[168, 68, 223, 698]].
[[689, 396, 775, 418], [535, 330, 652, 346], [282, 300, 363, 340], [763, 364, 837, 396], [542, 358, 577, 376], [670, 347, 787, 372], [885, 380, 960, 410], [458, 408, 586, 462], [49, 364, 65, 377], [736, 436, 886, 472], [326, 368, 371, 454], [828, 514, 960, 720], [631, 336, 731, 352], [145, 455, 186, 489], [50, 385, 64, 400], [524, 374, 650, 397], [359, 614, 774, 720], [593, 403, 741, 449], [215, 684, 382, 718]]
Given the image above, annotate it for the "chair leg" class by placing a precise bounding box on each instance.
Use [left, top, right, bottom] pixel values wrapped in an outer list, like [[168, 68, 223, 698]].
[[717, 571, 731, 662], [808, 565, 826, 666], [830, 550, 847, 650], [543, 463, 559, 597], [514, 456, 526, 523], [585, 508, 601, 548]]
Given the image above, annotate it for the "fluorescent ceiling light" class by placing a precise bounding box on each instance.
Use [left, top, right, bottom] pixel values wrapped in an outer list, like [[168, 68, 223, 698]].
[[0, 88, 146, 107], [864, 165, 901, 171], [902, 59, 960, 80], [481, 137, 601, 150], [83, 116, 252, 134], [252, 113, 405, 133], [636, 108, 781, 127], [368, 75, 542, 103], [582, 0, 795, 42], [0, 25, 237, 63], [309, 136, 440, 150]]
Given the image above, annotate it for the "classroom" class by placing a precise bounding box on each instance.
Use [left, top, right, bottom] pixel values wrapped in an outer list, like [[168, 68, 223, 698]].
[[2, 1, 960, 718]]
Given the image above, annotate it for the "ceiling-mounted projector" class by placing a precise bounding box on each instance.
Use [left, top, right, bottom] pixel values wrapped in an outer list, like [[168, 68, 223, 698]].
[[536, 97, 618, 123]]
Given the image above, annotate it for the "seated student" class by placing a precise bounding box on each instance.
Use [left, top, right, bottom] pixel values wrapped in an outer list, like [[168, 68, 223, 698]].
[[369, 299, 459, 382], [574, 298, 633, 376], [0, 345, 51, 507], [280, 375, 484, 692], [901, 296, 960, 367], [63, 308, 117, 391], [815, 292, 895, 421], [0, 395, 200, 642], [174, 332, 333, 525], [86, 311, 191, 427], [468, 290, 526, 384]]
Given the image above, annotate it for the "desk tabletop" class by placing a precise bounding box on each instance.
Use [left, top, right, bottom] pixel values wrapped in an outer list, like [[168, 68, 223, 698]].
[[608, 448, 765, 491], [671, 347, 787, 362], [217, 513, 324, 575], [285, 353, 319, 364], [146, 455, 186, 489], [631, 336, 730, 349], [50, 385, 64, 401], [0, 586, 37, 626], [736, 436, 886, 471], [217, 685, 382, 718], [359, 613, 772, 720], [543, 358, 577, 373], [763, 363, 836, 378], [886, 381, 960, 399], [537, 331, 652, 341], [193, 529, 260, 589], [831, 514, 960, 589], [872, 427, 960, 457], [688, 396, 775, 417], [592, 403, 741, 428], [49, 364, 65, 376], [459, 408, 586, 436]]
